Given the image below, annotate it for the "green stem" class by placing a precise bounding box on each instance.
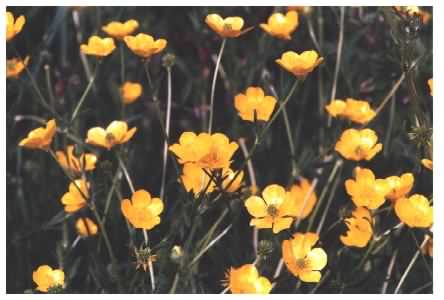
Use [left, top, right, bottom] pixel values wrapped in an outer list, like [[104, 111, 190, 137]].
[[160, 67, 172, 200], [120, 43, 125, 84]]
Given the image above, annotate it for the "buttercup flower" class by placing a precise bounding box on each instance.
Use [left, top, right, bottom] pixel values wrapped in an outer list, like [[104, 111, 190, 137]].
[[244, 184, 294, 233], [325, 99, 346, 117], [7, 56, 29, 78], [234, 86, 277, 122], [60, 179, 89, 213], [86, 120, 137, 150], [326, 98, 376, 124], [287, 178, 317, 219], [120, 81, 143, 104], [340, 207, 373, 248], [169, 132, 238, 169], [6, 11, 26, 42], [394, 194, 433, 228], [32, 265, 65, 293], [80, 36, 116, 57], [205, 14, 246, 38], [385, 173, 414, 201], [76, 217, 98, 237], [345, 167, 390, 209], [282, 232, 327, 282], [121, 189, 164, 230], [335, 128, 383, 161], [276, 50, 323, 77], [123, 33, 167, 59], [56, 145, 97, 175], [260, 11, 299, 40], [102, 19, 139, 39], [421, 158, 433, 170], [394, 6, 431, 24], [224, 264, 272, 294], [428, 78, 433, 96], [18, 119, 56, 150]]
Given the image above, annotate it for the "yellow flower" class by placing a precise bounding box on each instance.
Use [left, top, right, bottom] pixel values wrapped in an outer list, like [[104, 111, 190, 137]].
[[394, 194, 433, 228], [385, 173, 414, 202], [335, 128, 383, 161], [6, 11, 26, 42], [80, 35, 116, 57], [224, 264, 272, 294], [340, 207, 373, 248], [121, 189, 164, 230], [428, 78, 433, 96], [345, 167, 390, 210], [282, 232, 327, 283], [234, 86, 277, 122], [7, 56, 29, 78], [76, 217, 98, 237], [102, 19, 139, 39], [169, 132, 238, 169], [18, 119, 57, 150], [123, 33, 167, 59], [86, 120, 137, 150], [326, 98, 376, 124], [325, 99, 346, 117], [60, 179, 89, 213], [120, 81, 143, 104], [56, 145, 97, 175], [205, 14, 246, 38], [244, 184, 294, 233], [394, 6, 431, 24], [32, 265, 64, 293], [287, 178, 317, 219], [421, 158, 433, 170], [260, 11, 299, 40], [276, 50, 323, 78]]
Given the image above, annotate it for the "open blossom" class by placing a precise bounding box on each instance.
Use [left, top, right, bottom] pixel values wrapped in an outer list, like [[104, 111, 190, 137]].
[[224, 264, 272, 294], [286, 178, 317, 219], [394, 194, 433, 228], [56, 145, 97, 175], [7, 56, 29, 78], [169, 132, 238, 169], [124, 33, 167, 59], [18, 119, 56, 150], [234, 86, 277, 122], [6, 11, 26, 42], [385, 173, 414, 202], [86, 121, 137, 150], [205, 14, 246, 38], [345, 167, 390, 210], [76, 217, 98, 237], [340, 207, 373, 248], [60, 179, 89, 213], [335, 128, 383, 161], [120, 81, 143, 104], [121, 189, 164, 230], [260, 11, 299, 40], [326, 98, 376, 124], [32, 265, 64, 293], [282, 232, 327, 283], [80, 36, 116, 57], [276, 50, 323, 78], [102, 19, 139, 39]]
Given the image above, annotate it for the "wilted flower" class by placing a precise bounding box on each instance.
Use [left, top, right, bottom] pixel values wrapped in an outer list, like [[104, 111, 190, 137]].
[[60, 179, 89, 213], [260, 11, 299, 40], [385, 173, 414, 202], [234, 86, 277, 122], [282, 232, 327, 282], [18, 119, 56, 150], [120, 81, 143, 104], [340, 207, 373, 248], [335, 128, 383, 161], [276, 50, 323, 78], [121, 189, 164, 230], [428, 78, 433, 96], [205, 14, 246, 38], [32, 265, 64, 293], [80, 36, 116, 57], [421, 158, 433, 170], [326, 98, 376, 124], [76, 217, 98, 237], [6, 11, 26, 42], [56, 145, 97, 175], [287, 178, 317, 219], [102, 19, 139, 39], [86, 120, 137, 150], [224, 264, 272, 294], [244, 184, 294, 234], [394, 194, 433, 228], [7, 56, 29, 78], [345, 167, 390, 210], [124, 33, 167, 59], [134, 245, 157, 272], [169, 132, 238, 169]]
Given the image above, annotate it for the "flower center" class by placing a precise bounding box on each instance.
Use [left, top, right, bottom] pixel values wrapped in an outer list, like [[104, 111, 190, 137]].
[[267, 205, 279, 217], [223, 23, 233, 31], [295, 258, 307, 269], [106, 133, 116, 144]]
